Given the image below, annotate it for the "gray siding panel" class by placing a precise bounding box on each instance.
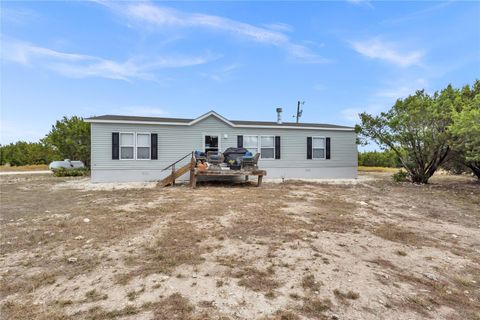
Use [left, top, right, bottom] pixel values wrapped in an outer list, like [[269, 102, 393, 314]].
[[90, 115, 357, 180]]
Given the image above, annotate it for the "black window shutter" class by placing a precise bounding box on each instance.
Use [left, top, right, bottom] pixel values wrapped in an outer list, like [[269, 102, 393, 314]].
[[275, 136, 281, 159], [112, 132, 119, 160], [151, 133, 158, 160], [307, 137, 312, 159], [326, 137, 331, 159], [237, 135, 243, 148]]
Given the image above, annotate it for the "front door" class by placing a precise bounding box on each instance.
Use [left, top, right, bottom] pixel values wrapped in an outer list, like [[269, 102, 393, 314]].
[[204, 135, 219, 153]]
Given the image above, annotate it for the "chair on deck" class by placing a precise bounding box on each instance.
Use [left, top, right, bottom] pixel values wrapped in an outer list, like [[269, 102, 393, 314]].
[[241, 153, 260, 170], [207, 151, 224, 165]]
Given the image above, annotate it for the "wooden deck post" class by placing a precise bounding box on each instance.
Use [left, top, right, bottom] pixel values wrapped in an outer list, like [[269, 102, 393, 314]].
[[171, 164, 175, 186], [189, 152, 195, 187], [257, 174, 263, 187], [191, 171, 197, 188]]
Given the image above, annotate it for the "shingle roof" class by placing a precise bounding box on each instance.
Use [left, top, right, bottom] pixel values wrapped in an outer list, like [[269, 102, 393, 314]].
[[85, 113, 354, 130], [86, 114, 192, 123], [230, 119, 352, 129]]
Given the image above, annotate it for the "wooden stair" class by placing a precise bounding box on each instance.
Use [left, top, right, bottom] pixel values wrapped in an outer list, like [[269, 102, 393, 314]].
[[159, 162, 192, 187]]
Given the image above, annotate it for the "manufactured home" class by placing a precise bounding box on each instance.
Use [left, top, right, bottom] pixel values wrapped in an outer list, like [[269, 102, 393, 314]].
[[85, 110, 357, 183]]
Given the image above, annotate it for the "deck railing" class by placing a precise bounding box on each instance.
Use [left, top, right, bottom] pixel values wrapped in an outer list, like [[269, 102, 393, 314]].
[[161, 152, 193, 172]]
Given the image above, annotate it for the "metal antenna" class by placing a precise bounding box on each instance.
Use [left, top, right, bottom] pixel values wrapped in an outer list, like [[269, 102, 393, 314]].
[[293, 100, 305, 123]]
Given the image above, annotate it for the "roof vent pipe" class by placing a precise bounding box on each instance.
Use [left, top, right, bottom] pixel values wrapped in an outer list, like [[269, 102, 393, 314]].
[[276, 107, 283, 124]]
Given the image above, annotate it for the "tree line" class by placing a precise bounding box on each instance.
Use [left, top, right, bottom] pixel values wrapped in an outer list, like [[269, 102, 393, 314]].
[[357, 80, 479, 183], [0, 116, 90, 167], [358, 150, 402, 168], [2, 80, 478, 184]]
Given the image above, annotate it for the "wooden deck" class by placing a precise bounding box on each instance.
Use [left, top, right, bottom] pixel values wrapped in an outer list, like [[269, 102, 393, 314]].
[[159, 152, 267, 188], [191, 168, 266, 188]]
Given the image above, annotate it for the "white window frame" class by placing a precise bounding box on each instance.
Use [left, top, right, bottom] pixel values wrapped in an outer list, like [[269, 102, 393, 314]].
[[243, 135, 259, 155], [242, 135, 277, 160], [311, 136, 326, 160], [202, 133, 221, 153], [119, 132, 135, 160], [259, 135, 275, 160], [135, 132, 151, 160]]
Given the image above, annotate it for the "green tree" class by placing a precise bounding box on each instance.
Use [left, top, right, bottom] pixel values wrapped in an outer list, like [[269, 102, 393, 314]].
[[357, 86, 456, 184], [448, 81, 480, 179], [42, 116, 91, 166], [0, 141, 59, 166]]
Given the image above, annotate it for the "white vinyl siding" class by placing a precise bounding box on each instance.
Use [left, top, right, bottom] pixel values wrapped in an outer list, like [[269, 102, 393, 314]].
[[312, 137, 325, 159], [120, 133, 134, 160]]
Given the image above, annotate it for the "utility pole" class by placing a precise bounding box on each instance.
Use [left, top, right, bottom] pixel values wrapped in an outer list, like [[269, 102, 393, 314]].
[[294, 100, 305, 123]]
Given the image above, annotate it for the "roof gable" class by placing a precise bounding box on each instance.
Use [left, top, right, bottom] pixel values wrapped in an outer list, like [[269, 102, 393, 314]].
[[189, 110, 235, 127]]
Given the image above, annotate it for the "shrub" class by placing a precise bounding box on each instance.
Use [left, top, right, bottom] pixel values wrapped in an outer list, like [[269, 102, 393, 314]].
[[392, 169, 408, 182], [52, 168, 89, 177]]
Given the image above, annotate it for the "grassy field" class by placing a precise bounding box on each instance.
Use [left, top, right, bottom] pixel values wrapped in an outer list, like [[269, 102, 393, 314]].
[[0, 164, 49, 172], [358, 166, 400, 172], [0, 173, 479, 319]]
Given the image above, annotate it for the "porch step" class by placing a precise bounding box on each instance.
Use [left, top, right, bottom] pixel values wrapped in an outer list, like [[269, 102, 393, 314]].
[[159, 162, 192, 187]]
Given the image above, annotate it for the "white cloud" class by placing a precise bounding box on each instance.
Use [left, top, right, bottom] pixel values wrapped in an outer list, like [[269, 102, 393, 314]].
[[350, 37, 424, 67], [100, 1, 328, 64], [381, 2, 452, 25], [200, 63, 241, 82], [341, 107, 363, 122], [1, 38, 217, 81], [286, 44, 330, 64], [340, 104, 384, 123], [375, 78, 428, 99], [340, 78, 429, 124], [346, 0, 374, 8], [263, 23, 294, 33], [1, 7, 39, 26]]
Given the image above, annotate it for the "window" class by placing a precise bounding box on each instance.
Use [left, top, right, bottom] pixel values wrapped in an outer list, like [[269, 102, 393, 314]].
[[260, 136, 274, 159], [244, 135, 258, 154], [312, 137, 325, 159], [204, 135, 219, 153], [120, 133, 134, 159], [243, 135, 276, 159], [136, 133, 150, 160]]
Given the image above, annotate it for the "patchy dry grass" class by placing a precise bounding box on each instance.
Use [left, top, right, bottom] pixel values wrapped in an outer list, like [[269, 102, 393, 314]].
[[118, 221, 207, 284], [0, 164, 49, 172], [301, 274, 322, 292], [1, 172, 479, 319], [1, 300, 68, 320], [81, 305, 140, 320], [373, 223, 431, 247], [153, 293, 195, 319], [299, 297, 332, 318], [358, 166, 400, 172], [333, 289, 360, 301], [235, 267, 280, 293], [84, 289, 108, 302]]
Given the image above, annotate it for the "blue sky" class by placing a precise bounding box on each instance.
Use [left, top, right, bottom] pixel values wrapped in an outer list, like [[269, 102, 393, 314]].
[[1, 1, 479, 148]]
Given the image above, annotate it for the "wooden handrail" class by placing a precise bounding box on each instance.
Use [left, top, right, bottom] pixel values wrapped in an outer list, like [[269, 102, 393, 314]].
[[161, 152, 193, 172]]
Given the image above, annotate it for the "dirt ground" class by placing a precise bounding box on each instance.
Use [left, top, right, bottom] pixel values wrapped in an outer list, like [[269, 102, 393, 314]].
[[1, 172, 479, 320]]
